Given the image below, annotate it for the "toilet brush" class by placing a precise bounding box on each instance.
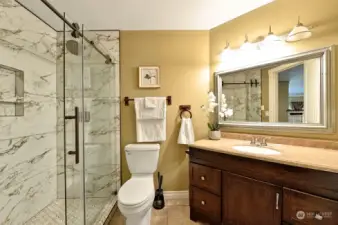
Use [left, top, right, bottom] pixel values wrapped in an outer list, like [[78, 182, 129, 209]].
[[153, 172, 165, 210]]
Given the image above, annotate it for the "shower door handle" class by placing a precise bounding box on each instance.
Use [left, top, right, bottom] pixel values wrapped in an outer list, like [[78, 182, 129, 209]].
[[65, 107, 80, 164]]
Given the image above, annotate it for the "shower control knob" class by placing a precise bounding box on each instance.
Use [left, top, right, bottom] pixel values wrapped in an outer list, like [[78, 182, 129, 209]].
[[200, 176, 205, 181]]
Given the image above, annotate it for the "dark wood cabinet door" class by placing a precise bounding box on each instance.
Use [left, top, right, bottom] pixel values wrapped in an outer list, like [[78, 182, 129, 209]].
[[283, 188, 338, 225], [222, 172, 282, 225]]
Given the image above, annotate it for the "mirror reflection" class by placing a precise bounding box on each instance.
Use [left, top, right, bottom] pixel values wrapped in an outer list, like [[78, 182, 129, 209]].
[[220, 56, 322, 124]]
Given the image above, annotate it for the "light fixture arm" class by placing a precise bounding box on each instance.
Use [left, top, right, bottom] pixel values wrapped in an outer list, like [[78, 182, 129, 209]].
[[244, 34, 249, 43], [224, 41, 230, 49], [297, 16, 304, 26], [268, 25, 273, 35]]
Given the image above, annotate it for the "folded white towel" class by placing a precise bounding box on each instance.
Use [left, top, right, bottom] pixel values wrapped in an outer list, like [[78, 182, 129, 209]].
[[135, 97, 166, 120], [178, 118, 195, 145], [136, 120, 166, 142], [134, 97, 167, 142], [144, 97, 157, 108]]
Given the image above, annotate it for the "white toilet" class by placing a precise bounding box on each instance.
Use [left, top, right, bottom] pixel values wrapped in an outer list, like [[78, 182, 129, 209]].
[[118, 144, 160, 225]]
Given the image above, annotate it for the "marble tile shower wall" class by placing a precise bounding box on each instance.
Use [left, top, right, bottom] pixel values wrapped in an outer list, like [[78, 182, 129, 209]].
[[1, 1, 120, 224], [0, 0, 57, 224], [222, 69, 262, 122], [56, 31, 120, 199]]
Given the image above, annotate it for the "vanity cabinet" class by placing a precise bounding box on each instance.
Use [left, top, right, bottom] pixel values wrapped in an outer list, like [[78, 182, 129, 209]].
[[188, 147, 338, 225], [222, 172, 282, 225], [190, 163, 222, 224], [283, 188, 338, 225], [190, 163, 221, 195]]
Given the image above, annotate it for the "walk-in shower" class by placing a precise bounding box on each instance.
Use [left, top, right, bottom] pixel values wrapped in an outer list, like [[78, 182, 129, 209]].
[[0, 0, 120, 224]]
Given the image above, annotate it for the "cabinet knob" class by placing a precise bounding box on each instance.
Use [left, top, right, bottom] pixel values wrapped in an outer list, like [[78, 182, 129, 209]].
[[200, 176, 205, 181], [201, 200, 206, 205]]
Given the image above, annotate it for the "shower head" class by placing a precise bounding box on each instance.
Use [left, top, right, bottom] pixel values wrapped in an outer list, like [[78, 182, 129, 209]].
[[66, 40, 79, 56]]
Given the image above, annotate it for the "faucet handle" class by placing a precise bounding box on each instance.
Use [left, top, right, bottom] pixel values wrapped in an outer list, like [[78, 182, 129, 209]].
[[250, 136, 256, 145]]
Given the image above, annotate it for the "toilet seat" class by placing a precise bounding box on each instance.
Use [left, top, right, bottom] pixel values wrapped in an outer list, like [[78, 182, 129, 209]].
[[118, 178, 154, 208]]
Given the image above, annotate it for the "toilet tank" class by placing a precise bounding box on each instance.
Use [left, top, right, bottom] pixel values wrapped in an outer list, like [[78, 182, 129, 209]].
[[125, 144, 160, 174]]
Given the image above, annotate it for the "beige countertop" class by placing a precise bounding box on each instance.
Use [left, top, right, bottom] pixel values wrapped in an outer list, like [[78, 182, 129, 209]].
[[189, 138, 338, 174]]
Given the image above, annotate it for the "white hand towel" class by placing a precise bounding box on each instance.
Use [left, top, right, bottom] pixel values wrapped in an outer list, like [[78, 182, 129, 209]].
[[144, 97, 157, 108], [134, 97, 167, 142], [178, 118, 195, 145], [135, 97, 166, 120]]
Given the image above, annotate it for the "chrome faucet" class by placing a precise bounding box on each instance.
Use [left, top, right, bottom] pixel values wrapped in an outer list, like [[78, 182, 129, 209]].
[[260, 138, 268, 147], [250, 136, 256, 145], [250, 136, 268, 147]]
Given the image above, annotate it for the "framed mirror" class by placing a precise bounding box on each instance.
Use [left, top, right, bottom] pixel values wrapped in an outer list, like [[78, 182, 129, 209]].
[[215, 46, 335, 132]]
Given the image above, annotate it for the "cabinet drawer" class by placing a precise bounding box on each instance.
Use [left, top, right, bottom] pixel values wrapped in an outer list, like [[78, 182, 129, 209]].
[[190, 163, 221, 195], [283, 188, 338, 225], [191, 186, 221, 223]]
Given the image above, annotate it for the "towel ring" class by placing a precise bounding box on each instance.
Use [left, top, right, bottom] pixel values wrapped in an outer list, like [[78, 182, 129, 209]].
[[180, 110, 192, 119]]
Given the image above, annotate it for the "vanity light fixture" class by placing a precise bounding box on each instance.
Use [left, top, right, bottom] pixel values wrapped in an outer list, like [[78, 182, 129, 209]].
[[286, 17, 312, 42], [240, 34, 256, 51], [220, 41, 231, 60], [264, 26, 282, 43]]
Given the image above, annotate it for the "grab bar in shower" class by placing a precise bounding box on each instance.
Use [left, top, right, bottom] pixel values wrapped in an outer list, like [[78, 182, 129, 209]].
[[65, 107, 80, 164]]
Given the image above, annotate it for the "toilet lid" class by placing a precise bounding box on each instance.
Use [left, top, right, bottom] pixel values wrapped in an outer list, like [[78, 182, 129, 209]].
[[118, 178, 153, 206]]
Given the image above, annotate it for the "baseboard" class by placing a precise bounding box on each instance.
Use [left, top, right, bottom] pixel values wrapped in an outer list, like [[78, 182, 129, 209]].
[[163, 190, 189, 200]]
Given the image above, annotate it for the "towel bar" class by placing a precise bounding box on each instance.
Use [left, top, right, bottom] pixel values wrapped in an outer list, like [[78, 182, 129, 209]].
[[124, 96, 172, 106]]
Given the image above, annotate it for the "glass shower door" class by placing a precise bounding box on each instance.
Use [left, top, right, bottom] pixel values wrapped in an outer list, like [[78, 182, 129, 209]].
[[82, 28, 118, 225], [58, 20, 118, 225], [62, 16, 86, 225]]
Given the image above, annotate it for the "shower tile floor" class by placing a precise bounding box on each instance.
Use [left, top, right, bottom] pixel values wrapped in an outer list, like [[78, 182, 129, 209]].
[[25, 197, 116, 225]]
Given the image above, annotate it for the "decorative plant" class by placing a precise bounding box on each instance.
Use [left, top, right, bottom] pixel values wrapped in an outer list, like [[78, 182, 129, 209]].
[[219, 94, 233, 120], [201, 92, 233, 131], [201, 92, 220, 131], [144, 73, 155, 80], [208, 123, 220, 131], [144, 73, 156, 84]]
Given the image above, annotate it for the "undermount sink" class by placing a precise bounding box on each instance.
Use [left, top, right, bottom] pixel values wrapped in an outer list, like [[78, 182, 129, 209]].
[[232, 145, 281, 155]]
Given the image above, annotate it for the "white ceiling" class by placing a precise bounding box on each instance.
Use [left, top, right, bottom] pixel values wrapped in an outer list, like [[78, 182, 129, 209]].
[[17, 0, 273, 31]]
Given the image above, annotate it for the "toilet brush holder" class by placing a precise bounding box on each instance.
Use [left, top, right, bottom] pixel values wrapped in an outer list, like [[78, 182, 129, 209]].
[[153, 172, 165, 210]]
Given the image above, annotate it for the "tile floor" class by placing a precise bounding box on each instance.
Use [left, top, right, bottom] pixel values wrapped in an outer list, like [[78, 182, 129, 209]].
[[25, 197, 116, 225], [109, 199, 203, 225]]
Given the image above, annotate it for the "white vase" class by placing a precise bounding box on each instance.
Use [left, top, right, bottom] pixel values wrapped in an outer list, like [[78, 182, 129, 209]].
[[209, 131, 221, 140]]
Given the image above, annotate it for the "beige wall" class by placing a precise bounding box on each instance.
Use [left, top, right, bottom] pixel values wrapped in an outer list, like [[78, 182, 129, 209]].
[[119, 0, 338, 191], [120, 31, 209, 190], [210, 0, 338, 140]]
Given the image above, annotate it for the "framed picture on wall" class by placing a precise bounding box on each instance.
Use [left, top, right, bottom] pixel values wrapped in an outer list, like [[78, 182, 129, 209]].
[[139, 66, 160, 88]]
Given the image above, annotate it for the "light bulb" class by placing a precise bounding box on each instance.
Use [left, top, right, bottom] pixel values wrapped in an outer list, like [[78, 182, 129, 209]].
[[264, 26, 282, 43], [286, 17, 312, 42]]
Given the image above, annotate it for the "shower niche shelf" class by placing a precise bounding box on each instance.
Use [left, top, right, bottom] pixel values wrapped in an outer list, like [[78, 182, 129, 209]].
[[0, 64, 24, 117]]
